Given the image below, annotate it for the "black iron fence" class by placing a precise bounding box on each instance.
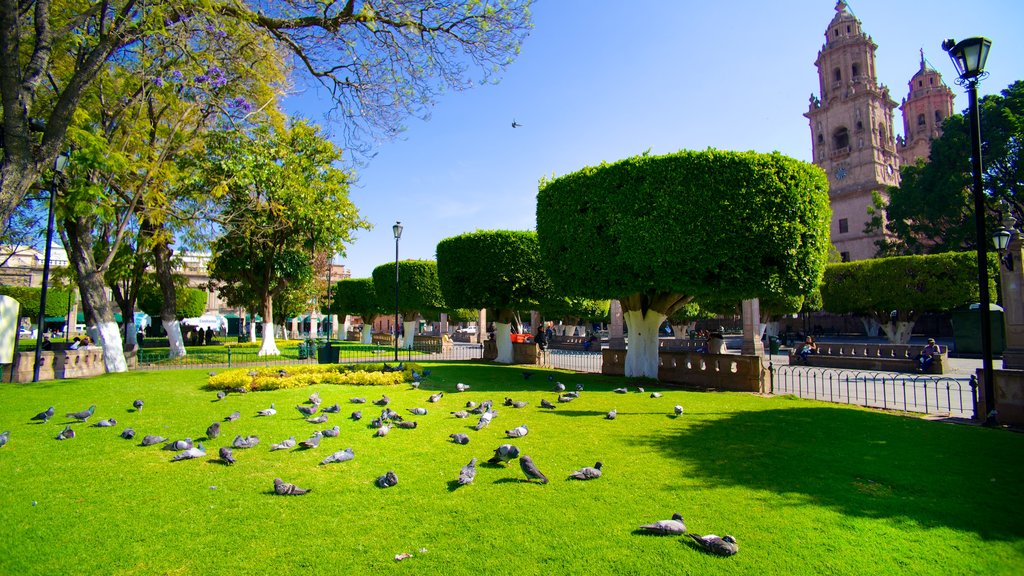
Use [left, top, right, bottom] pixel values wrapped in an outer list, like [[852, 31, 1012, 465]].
[[540, 349, 604, 373], [770, 364, 977, 419]]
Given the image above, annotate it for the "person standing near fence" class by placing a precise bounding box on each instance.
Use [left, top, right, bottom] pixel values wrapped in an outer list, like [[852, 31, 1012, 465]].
[[535, 326, 548, 363]]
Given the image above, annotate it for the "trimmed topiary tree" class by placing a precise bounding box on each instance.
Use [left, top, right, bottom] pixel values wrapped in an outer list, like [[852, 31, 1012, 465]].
[[820, 252, 994, 343], [372, 260, 445, 349], [331, 278, 383, 344], [437, 230, 551, 363], [540, 295, 610, 336], [0, 285, 71, 322], [537, 149, 831, 378]]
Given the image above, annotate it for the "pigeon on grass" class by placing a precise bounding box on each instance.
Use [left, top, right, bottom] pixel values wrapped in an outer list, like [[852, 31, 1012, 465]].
[[519, 455, 549, 484], [350, 411, 363, 421], [298, 432, 322, 449], [0, 430, 8, 448], [455, 383, 470, 392], [376, 471, 399, 488], [224, 411, 241, 422], [233, 435, 260, 449], [322, 426, 340, 438], [295, 404, 318, 417], [133, 399, 144, 411], [120, 428, 136, 440], [540, 399, 556, 409], [256, 403, 277, 417], [92, 418, 116, 427], [56, 425, 75, 440], [639, 513, 686, 535], [450, 410, 469, 419], [408, 407, 428, 416], [568, 462, 603, 480], [271, 436, 296, 451], [274, 478, 311, 495], [394, 421, 418, 429], [449, 433, 470, 445], [140, 435, 166, 446], [219, 447, 236, 465], [606, 409, 617, 420], [350, 397, 367, 404], [674, 405, 684, 416], [689, 534, 738, 556], [320, 447, 355, 465], [457, 458, 477, 485], [487, 444, 520, 465], [172, 443, 206, 461], [306, 414, 329, 424], [428, 393, 443, 403], [163, 438, 193, 451], [66, 405, 95, 422], [372, 395, 390, 407], [322, 403, 341, 414], [31, 406, 55, 423], [650, 392, 663, 398], [206, 422, 221, 439], [505, 425, 528, 438]]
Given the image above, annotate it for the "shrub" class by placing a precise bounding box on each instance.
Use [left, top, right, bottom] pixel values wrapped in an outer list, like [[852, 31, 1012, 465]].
[[206, 363, 421, 391]]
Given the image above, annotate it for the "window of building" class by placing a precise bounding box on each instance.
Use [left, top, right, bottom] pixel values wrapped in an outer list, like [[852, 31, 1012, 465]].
[[917, 114, 926, 126], [919, 80, 923, 87], [852, 63, 859, 78], [858, 138, 864, 149], [935, 110, 942, 123], [855, 120, 863, 131], [839, 219, 849, 234], [879, 124, 887, 143], [846, 25, 851, 33], [817, 133, 824, 144], [833, 68, 841, 83], [841, 252, 851, 262], [833, 127, 849, 150]]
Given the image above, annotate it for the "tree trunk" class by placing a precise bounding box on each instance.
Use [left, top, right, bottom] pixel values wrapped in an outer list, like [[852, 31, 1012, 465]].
[[123, 321, 138, 348], [361, 325, 374, 344], [860, 317, 881, 338], [880, 320, 915, 344], [151, 233, 186, 358], [62, 216, 127, 373], [248, 317, 257, 343], [259, 295, 281, 356], [493, 322, 513, 364], [622, 309, 666, 379], [403, 320, 418, 349]]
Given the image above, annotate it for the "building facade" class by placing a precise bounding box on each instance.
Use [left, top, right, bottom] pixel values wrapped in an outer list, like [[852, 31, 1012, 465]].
[[805, 1, 954, 261]]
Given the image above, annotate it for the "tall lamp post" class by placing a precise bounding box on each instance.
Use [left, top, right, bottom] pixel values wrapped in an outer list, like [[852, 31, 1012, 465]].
[[943, 36, 996, 425], [393, 221, 403, 362], [33, 150, 70, 382]]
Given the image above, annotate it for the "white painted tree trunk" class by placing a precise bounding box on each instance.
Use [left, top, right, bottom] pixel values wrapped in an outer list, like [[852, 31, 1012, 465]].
[[860, 317, 881, 338], [124, 321, 138, 348], [555, 323, 567, 336], [494, 322, 513, 364], [343, 315, 352, 336], [259, 322, 281, 356], [95, 320, 128, 373], [671, 322, 697, 339], [622, 309, 666, 379], [403, 320, 417, 349], [361, 326, 373, 344], [310, 315, 319, 338], [248, 320, 257, 343], [762, 322, 780, 338], [163, 319, 187, 358], [880, 320, 915, 344]]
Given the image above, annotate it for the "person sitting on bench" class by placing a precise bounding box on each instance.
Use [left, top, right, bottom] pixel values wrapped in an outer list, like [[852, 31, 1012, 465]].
[[917, 338, 940, 373], [797, 336, 817, 365]]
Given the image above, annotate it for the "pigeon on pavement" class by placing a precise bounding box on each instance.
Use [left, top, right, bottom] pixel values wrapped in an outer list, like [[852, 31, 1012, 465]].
[[31, 406, 55, 423], [408, 407, 428, 416], [487, 444, 520, 465], [457, 458, 477, 485], [688, 534, 738, 556], [322, 425, 341, 437], [66, 405, 96, 422], [232, 435, 260, 449], [56, 425, 75, 440], [568, 461, 603, 480], [206, 422, 221, 439], [449, 433, 470, 445], [298, 432, 322, 449], [92, 418, 116, 427], [172, 443, 206, 461], [219, 446, 236, 465], [519, 455, 549, 484], [133, 399, 144, 411], [505, 424, 528, 438], [376, 471, 399, 488], [320, 447, 355, 465], [256, 403, 277, 417], [224, 411, 241, 422], [540, 399, 556, 409], [271, 436, 296, 451], [163, 438, 193, 451], [274, 478, 311, 495], [606, 409, 617, 420], [639, 513, 686, 535], [120, 428, 135, 440], [141, 435, 166, 446]]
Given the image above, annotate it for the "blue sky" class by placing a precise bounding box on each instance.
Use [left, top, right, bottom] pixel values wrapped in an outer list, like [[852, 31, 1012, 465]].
[[287, 0, 1024, 279]]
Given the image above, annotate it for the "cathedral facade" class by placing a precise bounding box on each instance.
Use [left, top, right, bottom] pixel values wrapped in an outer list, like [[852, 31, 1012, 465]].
[[805, 1, 954, 261]]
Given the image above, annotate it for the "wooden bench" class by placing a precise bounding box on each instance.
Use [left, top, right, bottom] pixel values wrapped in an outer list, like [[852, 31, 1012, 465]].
[[548, 335, 600, 351], [788, 342, 948, 374]]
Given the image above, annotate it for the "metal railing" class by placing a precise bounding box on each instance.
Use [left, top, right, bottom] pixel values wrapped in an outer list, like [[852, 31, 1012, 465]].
[[770, 364, 978, 419], [539, 349, 603, 373]]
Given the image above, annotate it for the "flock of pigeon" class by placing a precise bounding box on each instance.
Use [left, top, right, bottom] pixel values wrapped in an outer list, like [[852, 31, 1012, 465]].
[[1, 365, 736, 557]]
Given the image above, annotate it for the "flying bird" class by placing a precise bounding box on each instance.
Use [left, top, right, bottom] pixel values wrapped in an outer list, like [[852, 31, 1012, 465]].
[[376, 470, 399, 488], [639, 513, 686, 535], [449, 433, 470, 445], [256, 403, 277, 417], [232, 435, 260, 449], [219, 446, 236, 465], [519, 455, 548, 484], [171, 443, 206, 461], [56, 425, 75, 441], [274, 478, 311, 495], [457, 458, 477, 485], [688, 534, 739, 556], [140, 435, 166, 446], [271, 436, 296, 451], [31, 406, 55, 423], [505, 424, 528, 438], [120, 428, 136, 440], [65, 405, 96, 422], [511, 119, 523, 128], [320, 447, 355, 465], [568, 461, 603, 480], [133, 399, 144, 411], [487, 444, 520, 465]]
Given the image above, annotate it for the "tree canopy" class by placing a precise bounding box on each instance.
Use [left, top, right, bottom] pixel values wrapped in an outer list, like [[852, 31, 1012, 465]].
[[331, 278, 383, 322], [137, 278, 207, 321], [371, 260, 445, 319], [0, 286, 71, 319]]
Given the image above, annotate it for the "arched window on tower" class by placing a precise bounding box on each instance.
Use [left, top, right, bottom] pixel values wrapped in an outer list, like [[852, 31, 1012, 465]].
[[852, 63, 860, 79], [833, 68, 841, 83], [935, 110, 943, 123], [817, 133, 824, 144], [833, 127, 850, 151], [878, 124, 887, 145], [855, 121, 863, 132], [917, 114, 926, 126]]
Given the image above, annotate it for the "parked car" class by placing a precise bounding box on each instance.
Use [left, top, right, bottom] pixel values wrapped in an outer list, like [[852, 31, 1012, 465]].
[[457, 326, 479, 335]]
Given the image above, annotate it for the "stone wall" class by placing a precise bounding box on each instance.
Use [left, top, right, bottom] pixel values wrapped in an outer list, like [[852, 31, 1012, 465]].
[[602, 349, 765, 392], [2, 346, 114, 383], [977, 369, 1024, 427]]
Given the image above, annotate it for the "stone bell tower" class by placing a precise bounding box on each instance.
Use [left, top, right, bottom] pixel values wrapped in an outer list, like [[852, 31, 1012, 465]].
[[898, 50, 955, 166], [805, 1, 900, 262]]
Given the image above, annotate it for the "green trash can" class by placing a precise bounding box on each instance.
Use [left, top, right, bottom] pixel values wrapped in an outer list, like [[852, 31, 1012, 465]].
[[317, 341, 339, 364], [768, 336, 781, 355], [951, 303, 1004, 355]]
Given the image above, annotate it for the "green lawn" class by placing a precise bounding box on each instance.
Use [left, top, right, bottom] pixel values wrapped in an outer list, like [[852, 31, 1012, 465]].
[[1, 363, 1021, 575]]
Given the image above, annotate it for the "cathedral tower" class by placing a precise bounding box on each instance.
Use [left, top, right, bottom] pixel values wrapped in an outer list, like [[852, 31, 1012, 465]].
[[805, 1, 900, 261], [898, 51, 955, 166]]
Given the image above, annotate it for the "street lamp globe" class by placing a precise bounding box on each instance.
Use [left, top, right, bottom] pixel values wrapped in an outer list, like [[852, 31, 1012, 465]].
[[942, 37, 992, 80], [393, 221, 403, 239]]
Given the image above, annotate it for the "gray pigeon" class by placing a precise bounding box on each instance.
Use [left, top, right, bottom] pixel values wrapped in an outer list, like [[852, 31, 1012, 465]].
[[133, 399, 144, 411], [232, 435, 260, 449], [163, 438, 193, 451], [568, 461, 603, 480], [350, 411, 363, 421], [372, 395, 390, 407], [613, 387, 628, 394], [474, 411, 494, 431], [306, 414, 329, 424], [376, 470, 399, 488], [674, 405, 684, 416], [31, 406, 55, 422], [171, 443, 206, 461], [540, 399, 556, 409], [375, 424, 391, 437], [650, 392, 663, 398], [557, 394, 575, 403], [298, 432, 322, 449], [457, 458, 477, 485], [322, 403, 341, 414], [256, 403, 277, 417], [455, 383, 470, 392], [307, 391, 321, 405], [219, 446, 235, 465], [637, 387, 645, 393], [141, 434, 166, 446], [689, 534, 738, 556], [120, 428, 135, 440], [606, 409, 617, 420], [274, 478, 311, 495], [428, 392, 443, 403], [224, 411, 241, 422], [505, 424, 528, 438], [206, 422, 221, 439], [66, 404, 96, 422], [216, 391, 226, 401], [271, 436, 296, 451], [394, 421, 418, 429], [450, 410, 469, 418], [639, 513, 686, 535], [576, 383, 584, 392], [56, 425, 75, 440], [553, 382, 565, 392], [519, 455, 548, 484], [350, 397, 367, 404], [92, 418, 116, 427], [320, 447, 355, 465], [449, 433, 470, 445], [408, 407, 428, 416], [322, 425, 340, 438], [296, 404, 318, 417], [487, 444, 520, 465], [465, 401, 477, 409], [0, 430, 8, 448]]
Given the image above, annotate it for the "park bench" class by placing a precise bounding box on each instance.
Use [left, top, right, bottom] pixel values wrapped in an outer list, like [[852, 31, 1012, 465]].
[[548, 335, 600, 351], [788, 342, 948, 374]]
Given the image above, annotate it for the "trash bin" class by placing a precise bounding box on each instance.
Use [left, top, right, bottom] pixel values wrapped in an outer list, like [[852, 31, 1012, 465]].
[[317, 341, 339, 364], [768, 336, 781, 355], [951, 303, 1004, 355]]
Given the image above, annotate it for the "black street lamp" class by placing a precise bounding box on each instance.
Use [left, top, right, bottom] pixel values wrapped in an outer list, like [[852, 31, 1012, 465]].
[[943, 36, 996, 425], [393, 221, 403, 362], [33, 150, 70, 382]]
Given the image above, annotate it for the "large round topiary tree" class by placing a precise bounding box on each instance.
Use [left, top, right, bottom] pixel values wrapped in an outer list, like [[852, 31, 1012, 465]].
[[437, 230, 551, 363], [372, 260, 445, 349], [331, 278, 383, 344], [537, 149, 831, 378]]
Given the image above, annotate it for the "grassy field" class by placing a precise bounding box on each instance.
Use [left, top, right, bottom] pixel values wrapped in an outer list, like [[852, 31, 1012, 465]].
[[1, 363, 1022, 575]]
